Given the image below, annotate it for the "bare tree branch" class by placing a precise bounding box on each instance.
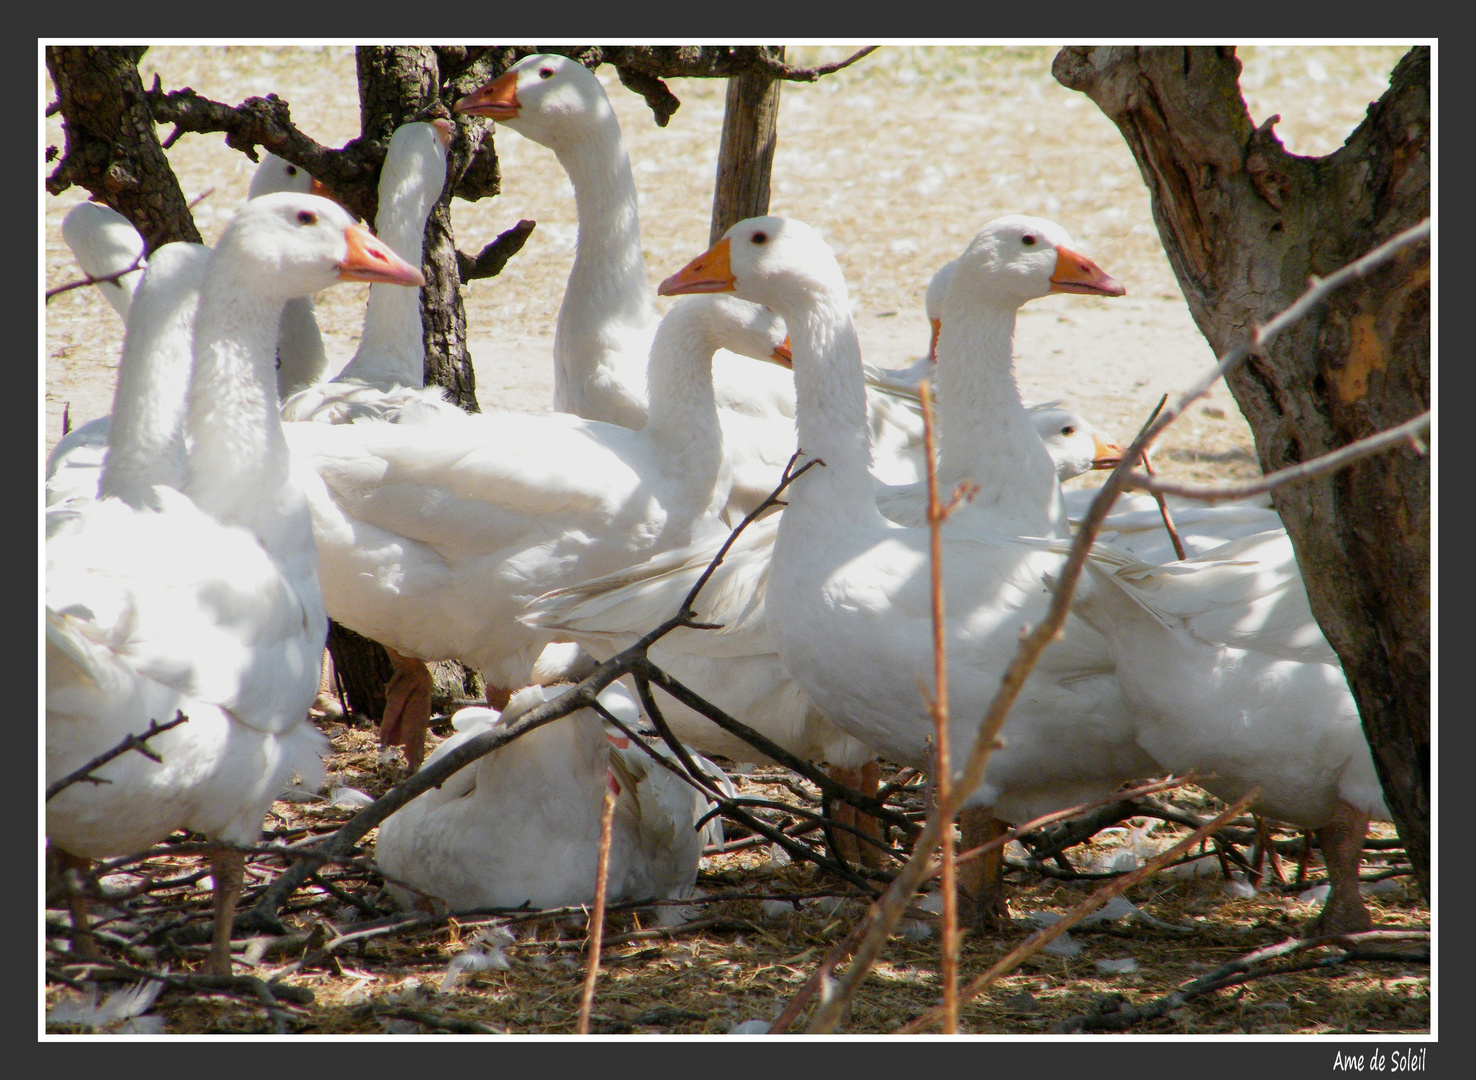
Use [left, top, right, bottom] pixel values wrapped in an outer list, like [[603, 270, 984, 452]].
[[456, 219, 536, 284], [1123, 411, 1432, 503]]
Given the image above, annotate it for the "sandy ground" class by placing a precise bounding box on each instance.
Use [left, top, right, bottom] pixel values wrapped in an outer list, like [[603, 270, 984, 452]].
[[43, 45, 1411, 496]]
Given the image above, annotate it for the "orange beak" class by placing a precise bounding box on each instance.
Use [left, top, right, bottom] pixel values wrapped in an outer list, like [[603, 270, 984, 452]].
[[307, 178, 356, 218], [1050, 246, 1126, 297], [927, 317, 942, 363], [338, 223, 425, 287], [455, 68, 520, 120], [770, 335, 793, 368], [1090, 435, 1126, 470], [430, 117, 455, 147], [658, 237, 736, 296]]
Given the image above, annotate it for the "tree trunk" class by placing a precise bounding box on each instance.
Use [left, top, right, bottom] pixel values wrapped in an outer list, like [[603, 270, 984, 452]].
[[355, 45, 479, 409], [1052, 45, 1430, 897], [46, 46, 203, 251], [709, 46, 784, 245]]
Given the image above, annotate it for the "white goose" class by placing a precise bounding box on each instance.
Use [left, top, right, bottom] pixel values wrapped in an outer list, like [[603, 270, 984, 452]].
[[374, 683, 712, 915], [453, 54, 927, 491], [656, 216, 1161, 925], [279, 120, 462, 425], [46, 193, 425, 974], [1030, 404, 1125, 482], [282, 291, 791, 770], [1072, 529, 1389, 933], [47, 152, 331, 509]]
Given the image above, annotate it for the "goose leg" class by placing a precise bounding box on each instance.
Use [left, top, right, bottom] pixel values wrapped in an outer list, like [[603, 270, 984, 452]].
[[854, 760, 884, 869], [825, 761, 885, 870], [827, 764, 861, 868], [380, 646, 434, 771], [1311, 800, 1373, 935], [55, 848, 100, 960], [957, 807, 1012, 931], [209, 847, 247, 976]]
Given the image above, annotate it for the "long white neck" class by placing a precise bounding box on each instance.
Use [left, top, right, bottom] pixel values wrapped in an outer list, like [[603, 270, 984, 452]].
[[550, 123, 655, 419], [183, 268, 311, 575], [335, 188, 432, 390], [778, 291, 884, 533], [97, 244, 210, 510], [640, 309, 730, 525], [274, 296, 329, 396], [934, 301, 1067, 538]]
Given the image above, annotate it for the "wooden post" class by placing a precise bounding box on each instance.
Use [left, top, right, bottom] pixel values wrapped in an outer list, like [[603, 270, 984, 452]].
[[709, 47, 784, 245]]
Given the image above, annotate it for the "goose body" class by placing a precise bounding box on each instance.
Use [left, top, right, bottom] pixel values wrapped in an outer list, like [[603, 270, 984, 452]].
[[374, 684, 710, 914], [284, 292, 790, 764], [46, 194, 425, 971], [1071, 528, 1387, 931]]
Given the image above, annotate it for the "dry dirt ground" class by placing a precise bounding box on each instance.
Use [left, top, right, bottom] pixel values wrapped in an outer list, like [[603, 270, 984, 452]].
[[42, 45, 1428, 1038]]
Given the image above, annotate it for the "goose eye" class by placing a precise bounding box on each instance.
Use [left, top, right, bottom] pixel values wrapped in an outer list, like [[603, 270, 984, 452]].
[[1022, 234, 1038, 246], [296, 210, 317, 225], [539, 67, 554, 79], [1061, 426, 1075, 436], [285, 164, 298, 176], [751, 231, 769, 245]]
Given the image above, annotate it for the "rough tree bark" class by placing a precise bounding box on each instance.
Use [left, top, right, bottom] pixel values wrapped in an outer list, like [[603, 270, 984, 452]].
[[1052, 45, 1430, 896], [709, 46, 784, 245], [46, 46, 203, 251]]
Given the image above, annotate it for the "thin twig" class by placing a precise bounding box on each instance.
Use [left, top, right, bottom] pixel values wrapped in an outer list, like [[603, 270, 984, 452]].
[[763, 46, 878, 81], [1134, 396, 1188, 559], [46, 712, 190, 800], [1123, 411, 1432, 503], [44, 249, 148, 303], [577, 786, 617, 1035], [918, 380, 958, 1032]]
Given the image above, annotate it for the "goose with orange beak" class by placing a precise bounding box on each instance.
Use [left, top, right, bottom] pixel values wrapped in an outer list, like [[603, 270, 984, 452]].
[[652, 215, 1162, 926], [48, 193, 422, 976]]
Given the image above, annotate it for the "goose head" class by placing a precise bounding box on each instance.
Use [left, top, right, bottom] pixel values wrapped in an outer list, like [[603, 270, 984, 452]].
[[945, 215, 1124, 313], [247, 151, 317, 199], [378, 120, 453, 229], [211, 193, 425, 300], [658, 215, 848, 323], [455, 53, 614, 151], [1028, 404, 1125, 481]]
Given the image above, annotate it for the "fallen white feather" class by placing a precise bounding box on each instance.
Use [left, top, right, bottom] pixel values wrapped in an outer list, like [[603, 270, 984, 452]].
[[47, 979, 165, 1033], [1095, 957, 1140, 975], [330, 786, 376, 809], [438, 945, 511, 992], [728, 1019, 772, 1034]]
